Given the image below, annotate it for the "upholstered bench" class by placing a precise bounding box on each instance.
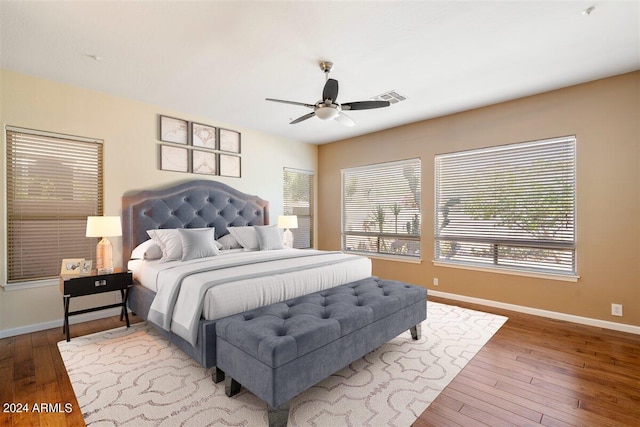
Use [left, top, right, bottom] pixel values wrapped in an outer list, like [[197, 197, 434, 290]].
[[215, 276, 427, 426]]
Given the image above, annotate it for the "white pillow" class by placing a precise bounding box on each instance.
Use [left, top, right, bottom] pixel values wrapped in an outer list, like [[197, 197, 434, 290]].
[[255, 225, 284, 250], [217, 233, 242, 250], [147, 229, 183, 261], [228, 226, 260, 251], [147, 227, 219, 262], [130, 239, 163, 260], [179, 228, 220, 261]]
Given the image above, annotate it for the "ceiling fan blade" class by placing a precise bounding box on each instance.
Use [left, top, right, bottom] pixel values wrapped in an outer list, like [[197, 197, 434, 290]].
[[266, 98, 315, 109], [335, 111, 355, 127], [322, 78, 339, 102], [341, 100, 391, 111], [290, 111, 316, 124]]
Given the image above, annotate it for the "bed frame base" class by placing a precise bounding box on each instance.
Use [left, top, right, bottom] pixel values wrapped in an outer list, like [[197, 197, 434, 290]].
[[127, 281, 218, 368]]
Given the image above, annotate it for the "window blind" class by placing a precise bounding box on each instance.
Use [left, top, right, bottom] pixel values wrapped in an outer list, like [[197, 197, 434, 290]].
[[6, 127, 104, 283], [283, 168, 314, 249], [342, 158, 421, 258], [434, 136, 576, 275]]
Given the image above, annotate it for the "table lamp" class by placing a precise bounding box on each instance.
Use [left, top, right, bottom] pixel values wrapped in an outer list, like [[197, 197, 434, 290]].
[[277, 215, 298, 249], [86, 216, 122, 274]]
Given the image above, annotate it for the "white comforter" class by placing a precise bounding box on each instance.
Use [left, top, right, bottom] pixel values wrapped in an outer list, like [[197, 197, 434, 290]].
[[134, 249, 371, 346]]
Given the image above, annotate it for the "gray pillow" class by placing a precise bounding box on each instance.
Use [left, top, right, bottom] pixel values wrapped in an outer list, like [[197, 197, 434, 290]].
[[255, 225, 284, 250], [178, 228, 220, 261]]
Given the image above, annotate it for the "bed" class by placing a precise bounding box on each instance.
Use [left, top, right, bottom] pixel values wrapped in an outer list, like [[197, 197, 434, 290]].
[[122, 179, 372, 369]]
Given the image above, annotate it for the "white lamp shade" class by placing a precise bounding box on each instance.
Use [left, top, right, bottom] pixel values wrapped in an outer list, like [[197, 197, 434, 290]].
[[277, 215, 298, 229], [86, 216, 122, 237]]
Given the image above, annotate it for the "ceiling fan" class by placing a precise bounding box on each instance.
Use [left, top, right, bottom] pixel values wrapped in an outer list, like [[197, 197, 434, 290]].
[[266, 61, 391, 127]]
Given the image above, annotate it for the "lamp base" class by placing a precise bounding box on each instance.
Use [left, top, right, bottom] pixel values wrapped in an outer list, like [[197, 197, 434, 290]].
[[283, 229, 294, 249], [96, 237, 114, 275]]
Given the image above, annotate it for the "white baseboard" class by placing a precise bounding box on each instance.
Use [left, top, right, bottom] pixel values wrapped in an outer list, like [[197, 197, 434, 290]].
[[429, 290, 640, 335], [0, 308, 130, 339]]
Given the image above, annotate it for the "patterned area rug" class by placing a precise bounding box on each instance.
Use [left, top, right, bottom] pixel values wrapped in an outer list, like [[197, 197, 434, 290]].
[[58, 301, 507, 426]]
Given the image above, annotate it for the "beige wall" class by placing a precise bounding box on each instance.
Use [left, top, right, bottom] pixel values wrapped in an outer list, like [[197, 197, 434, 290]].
[[318, 71, 640, 327], [0, 69, 317, 333]]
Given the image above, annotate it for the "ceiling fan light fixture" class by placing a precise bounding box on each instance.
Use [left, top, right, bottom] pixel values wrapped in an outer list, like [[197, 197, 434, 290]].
[[266, 60, 391, 126], [315, 106, 339, 120]]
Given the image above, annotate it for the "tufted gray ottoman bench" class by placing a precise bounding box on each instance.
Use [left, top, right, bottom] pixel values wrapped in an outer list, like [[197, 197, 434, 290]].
[[215, 276, 427, 426]]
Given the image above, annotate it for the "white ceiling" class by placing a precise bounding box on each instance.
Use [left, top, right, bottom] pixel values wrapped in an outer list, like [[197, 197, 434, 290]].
[[1, 1, 638, 145]]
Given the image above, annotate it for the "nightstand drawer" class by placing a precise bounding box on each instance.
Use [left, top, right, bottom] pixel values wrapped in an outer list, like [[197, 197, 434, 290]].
[[61, 271, 132, 297]]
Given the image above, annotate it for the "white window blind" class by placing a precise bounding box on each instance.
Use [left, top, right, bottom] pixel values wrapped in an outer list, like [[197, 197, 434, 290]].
[[283, 168, 314, 249], [434, 136, 576, 275], [6, 127, 104, 284], [342, 158, 421, 259]]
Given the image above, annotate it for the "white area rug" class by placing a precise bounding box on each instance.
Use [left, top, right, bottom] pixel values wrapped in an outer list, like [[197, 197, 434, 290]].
[[58, 301, 507, 426]]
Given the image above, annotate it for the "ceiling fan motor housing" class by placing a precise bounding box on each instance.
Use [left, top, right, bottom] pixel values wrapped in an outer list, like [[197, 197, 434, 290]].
[[320, 61, 334, 74]]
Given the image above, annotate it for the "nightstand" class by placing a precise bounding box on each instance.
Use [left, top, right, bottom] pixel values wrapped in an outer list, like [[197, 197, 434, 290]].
[[59, 269, 133, 341]]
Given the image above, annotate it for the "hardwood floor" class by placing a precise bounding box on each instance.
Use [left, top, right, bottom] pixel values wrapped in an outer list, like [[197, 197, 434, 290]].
[[416, 297, 640, 427], [0, 315, 143, 427], [1, 298, 638, 426]]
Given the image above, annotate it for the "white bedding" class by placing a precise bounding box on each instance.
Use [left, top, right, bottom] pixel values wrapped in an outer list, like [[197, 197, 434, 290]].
[[129, 249, 372, 345]]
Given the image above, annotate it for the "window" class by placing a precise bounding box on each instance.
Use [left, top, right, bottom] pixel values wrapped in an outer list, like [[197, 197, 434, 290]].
[[434, 136, 576, 276], [342, 158, 421, 259], [6, 127, 103, 284], [283, 168, 314, 249]]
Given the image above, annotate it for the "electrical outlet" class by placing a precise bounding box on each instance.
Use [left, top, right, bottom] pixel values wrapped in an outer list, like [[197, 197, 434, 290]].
[[433, 278, 439, 286], [611, 303, 623, 317]]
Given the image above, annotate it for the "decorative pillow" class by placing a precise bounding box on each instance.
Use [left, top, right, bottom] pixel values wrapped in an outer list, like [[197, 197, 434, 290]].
[[147, 227, 219, 262], [228, 226, 260, 251], [217, 233, 242, 250], [255, 225, 284, 250], [178, 228, 220, 261], [147, 229, 183, 262], [130, 239, 163, 260]]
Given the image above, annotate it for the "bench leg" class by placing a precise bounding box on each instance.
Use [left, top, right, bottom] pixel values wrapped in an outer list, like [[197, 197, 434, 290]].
[[213, 367, 225, 384], [225, 376, 241, 397], [267, 402, 290, 427], [410, 324, 422, 340]]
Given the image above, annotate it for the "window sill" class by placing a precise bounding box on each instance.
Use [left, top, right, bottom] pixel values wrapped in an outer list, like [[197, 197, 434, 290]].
[[346, 251, 422, 264], [2, 278, 59, 291], [432, 261, 579, 282]]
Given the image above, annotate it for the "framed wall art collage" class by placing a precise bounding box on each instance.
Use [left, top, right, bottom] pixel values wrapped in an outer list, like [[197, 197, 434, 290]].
[[158, 115, 242, 178]]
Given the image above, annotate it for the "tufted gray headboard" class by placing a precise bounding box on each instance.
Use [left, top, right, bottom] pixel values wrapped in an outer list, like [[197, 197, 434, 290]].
[[121, 180, 269, 264]]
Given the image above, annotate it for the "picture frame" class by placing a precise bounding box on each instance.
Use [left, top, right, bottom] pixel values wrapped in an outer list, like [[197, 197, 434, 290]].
[[80, 260, 92, 275], [219, 128, 241, 153], [192, 122, 217, 149], [61, 258, 84, 276], [160, 144, 189, 173], [192, 149, 217, 175], [159, 115, 188, 144], [219, 153, 241, 178]]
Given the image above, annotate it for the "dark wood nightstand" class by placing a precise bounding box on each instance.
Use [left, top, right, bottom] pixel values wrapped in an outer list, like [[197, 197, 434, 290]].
[[59, 269, 133, 341]]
